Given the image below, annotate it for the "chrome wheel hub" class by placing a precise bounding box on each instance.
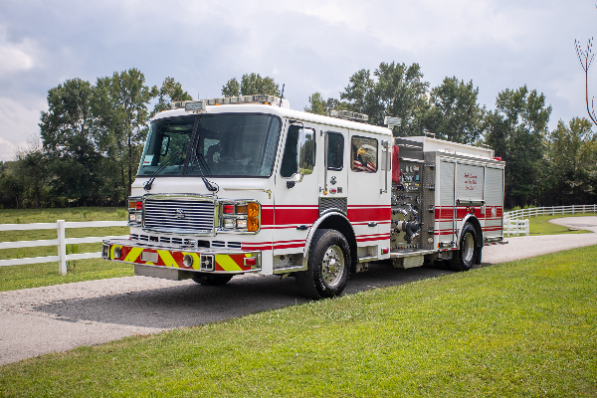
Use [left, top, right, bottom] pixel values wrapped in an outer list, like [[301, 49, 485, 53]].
[[463, 232, 475, 263], [322, 245, 345, 287]]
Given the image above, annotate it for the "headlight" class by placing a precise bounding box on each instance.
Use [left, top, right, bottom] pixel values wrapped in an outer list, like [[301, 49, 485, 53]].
[[236, 219, 248, 229], [218, 201, 260, 233], [224, 218, 235, 229]]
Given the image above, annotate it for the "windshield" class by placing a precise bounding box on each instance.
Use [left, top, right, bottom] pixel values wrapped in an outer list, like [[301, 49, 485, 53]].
[[137, 116, 194, 176], [137, 114, 281, 177]]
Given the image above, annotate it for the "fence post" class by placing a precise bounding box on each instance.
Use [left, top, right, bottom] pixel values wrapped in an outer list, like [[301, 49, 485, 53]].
[[57, 220, 67, 276], [526, 219, 530, 236]]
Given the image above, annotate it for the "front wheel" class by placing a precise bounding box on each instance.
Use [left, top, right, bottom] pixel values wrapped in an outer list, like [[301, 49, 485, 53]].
[[191, 273, 234, 286], [296, 229, 350, 299], [448, 223, 478, 271]]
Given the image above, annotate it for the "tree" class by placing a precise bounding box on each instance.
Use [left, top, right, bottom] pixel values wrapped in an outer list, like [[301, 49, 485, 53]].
[[424, 77, 485, 144], [150, 77, 193, 117], [340, 62, 430, 136], [93, 69, 153, 201], [304, 92, 327, 115], [39, 78, 103, 204], [222, 78, 241, 97], [12, 138, 52, 209], [221, 73, 280, 97], [0, 161, 25, 209], [574, 6, 597, 126], [550, 117, 597, 203], [485, 86, 552, 208]]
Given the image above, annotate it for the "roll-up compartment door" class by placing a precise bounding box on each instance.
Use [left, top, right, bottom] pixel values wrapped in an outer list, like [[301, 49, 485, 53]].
[[438, 161, 455, 244]]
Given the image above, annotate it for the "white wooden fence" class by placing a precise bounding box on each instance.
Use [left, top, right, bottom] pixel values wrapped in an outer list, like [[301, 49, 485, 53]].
[[505, 204, 597, 220], [0, 220, 128, 275], [504, 219, 530, 237]]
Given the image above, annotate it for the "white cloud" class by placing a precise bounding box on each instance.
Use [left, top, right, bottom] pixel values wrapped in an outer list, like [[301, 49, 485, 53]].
[[0, 137, 19, 161], [0, 27, 38, 75], [0, 96, 44, 161]]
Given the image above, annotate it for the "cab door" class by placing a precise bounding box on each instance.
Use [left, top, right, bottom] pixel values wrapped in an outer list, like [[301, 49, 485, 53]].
[[319, 129, 349, 214], [273, 122, 319, 264]]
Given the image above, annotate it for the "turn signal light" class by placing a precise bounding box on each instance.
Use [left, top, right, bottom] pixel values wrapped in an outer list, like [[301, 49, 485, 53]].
[[136, 201, 143, 210], [248, 202, 259, 218], [247, 218, 259, 232]]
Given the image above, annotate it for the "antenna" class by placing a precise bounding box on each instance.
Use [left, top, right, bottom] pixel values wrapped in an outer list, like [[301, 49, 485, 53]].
[[278, 83, 285, 107]]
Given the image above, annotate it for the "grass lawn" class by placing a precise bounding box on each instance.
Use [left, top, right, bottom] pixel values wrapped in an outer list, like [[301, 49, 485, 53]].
[[527, 212, 597, 236], [0, 207, 133, 292], [1, 245, 596, 397]]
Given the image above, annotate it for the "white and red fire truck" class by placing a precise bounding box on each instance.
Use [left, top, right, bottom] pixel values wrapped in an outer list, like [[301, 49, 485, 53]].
[[102, 95, 506, 299]]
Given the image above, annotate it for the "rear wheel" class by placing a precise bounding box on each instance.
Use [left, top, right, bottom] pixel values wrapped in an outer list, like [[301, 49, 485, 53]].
[[191, 273, 234, 286], [296, 229, 350, 299], [448, 223, 478, 271]]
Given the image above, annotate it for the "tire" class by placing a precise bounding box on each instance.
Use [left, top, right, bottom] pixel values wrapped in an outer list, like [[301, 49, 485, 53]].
[[296, 229, 350, 299], [448, 223, 478, 271], [191, 273, 234, 286]]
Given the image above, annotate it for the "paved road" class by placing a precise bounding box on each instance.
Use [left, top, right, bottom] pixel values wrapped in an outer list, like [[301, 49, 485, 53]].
[[2, 216, 597, 365]]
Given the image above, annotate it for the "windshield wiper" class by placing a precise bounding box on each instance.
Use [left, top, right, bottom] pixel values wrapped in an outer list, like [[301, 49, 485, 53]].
[[191, 149, 219, 193], [142, 150, 184, 192], [188, 115, 218, 193]]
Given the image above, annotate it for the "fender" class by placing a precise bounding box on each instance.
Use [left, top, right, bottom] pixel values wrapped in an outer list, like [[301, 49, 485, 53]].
[[302, 211, 357, 271], [456, 214, 483, 250]]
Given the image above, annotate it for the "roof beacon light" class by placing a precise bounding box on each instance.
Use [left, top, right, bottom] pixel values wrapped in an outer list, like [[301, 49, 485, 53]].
[[384, 116, 402, 129], [184, 100, 206, 113], [330, 109, 369, 123]]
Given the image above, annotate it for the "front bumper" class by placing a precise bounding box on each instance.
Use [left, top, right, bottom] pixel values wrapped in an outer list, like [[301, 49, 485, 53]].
[[102, 239, 261, 274]]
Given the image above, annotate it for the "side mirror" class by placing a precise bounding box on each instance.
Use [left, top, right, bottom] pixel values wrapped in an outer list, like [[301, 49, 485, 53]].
[[298, 128, 315, 176], [288, 128, 315, 186]]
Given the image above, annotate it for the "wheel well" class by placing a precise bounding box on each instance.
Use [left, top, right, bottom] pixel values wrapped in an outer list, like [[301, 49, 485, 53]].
[[464, 216, 483, 247], [317, 214, 358, 272]]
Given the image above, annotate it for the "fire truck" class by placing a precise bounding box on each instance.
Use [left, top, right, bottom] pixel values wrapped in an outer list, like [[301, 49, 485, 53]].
[[102, 95, 506, 299]]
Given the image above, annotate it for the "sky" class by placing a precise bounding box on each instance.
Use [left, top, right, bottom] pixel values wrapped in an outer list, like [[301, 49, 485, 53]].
[[0, 0, 595, 161]]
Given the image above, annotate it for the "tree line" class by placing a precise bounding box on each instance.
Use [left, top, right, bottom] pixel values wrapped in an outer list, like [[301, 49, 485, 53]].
[[0, 63, 595, 210]]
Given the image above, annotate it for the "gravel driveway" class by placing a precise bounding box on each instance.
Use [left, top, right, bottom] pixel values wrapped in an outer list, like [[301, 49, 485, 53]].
[[2, 216, 596, 365]]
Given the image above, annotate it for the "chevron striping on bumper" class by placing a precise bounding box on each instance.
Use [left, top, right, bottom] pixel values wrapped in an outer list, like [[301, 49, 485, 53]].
[[123, 247, 143, 263], [157, 250, 178, 268], [215, 254, 243, 272]]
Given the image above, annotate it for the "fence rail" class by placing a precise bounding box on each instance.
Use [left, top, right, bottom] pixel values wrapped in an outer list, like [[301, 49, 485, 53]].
[[0, 220, 128, 274], [504, 219, 530, 237], [504, 204, 597, 220]]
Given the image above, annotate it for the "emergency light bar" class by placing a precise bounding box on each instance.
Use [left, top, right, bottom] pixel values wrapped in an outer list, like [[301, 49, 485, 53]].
[[330, 109, 369, 123], [178, 95, 283, 113]]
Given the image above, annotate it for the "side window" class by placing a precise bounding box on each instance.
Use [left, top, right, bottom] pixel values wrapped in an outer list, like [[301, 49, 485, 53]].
[[327, 132, 344, 170], [280, 126, 299, 178], [351, 135, 378, 173]]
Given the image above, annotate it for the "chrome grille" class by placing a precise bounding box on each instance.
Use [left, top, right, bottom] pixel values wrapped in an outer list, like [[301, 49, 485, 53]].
[[143, 197, 216, 234]]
